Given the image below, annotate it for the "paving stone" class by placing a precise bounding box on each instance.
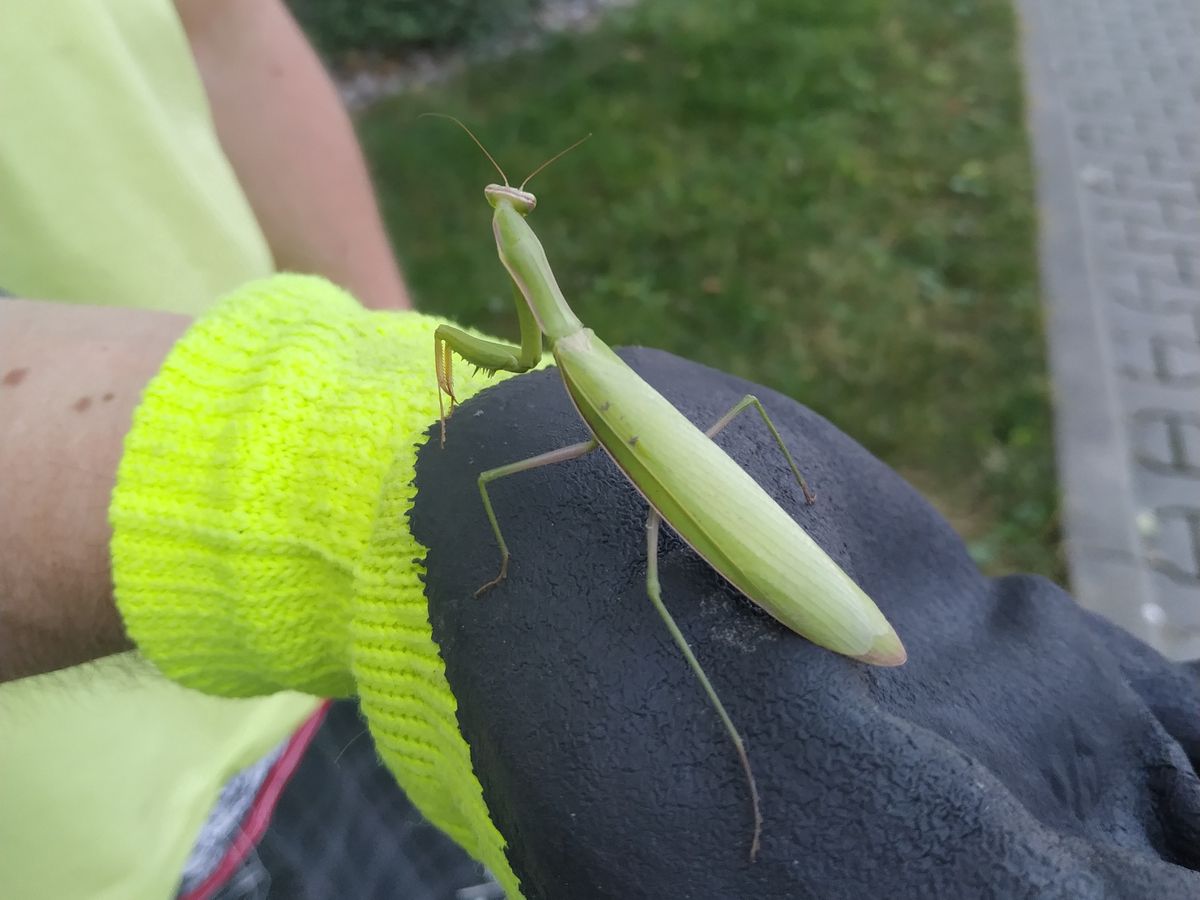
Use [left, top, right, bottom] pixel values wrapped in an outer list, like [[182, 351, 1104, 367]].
[[1131, 409, 1200, 478], [1017, 0, 1200, 660]]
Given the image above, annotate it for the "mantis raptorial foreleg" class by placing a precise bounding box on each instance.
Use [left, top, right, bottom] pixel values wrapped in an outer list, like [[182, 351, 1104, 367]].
[[705, 395, 815, 504], [435, 284, 543, 446], [644, 507, 764, 861], [434, 325, 528, 446], [475, 439, 599, 595]]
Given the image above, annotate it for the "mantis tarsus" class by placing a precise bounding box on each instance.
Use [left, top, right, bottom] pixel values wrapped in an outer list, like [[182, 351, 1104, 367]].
[[427, 115, 907, 861]]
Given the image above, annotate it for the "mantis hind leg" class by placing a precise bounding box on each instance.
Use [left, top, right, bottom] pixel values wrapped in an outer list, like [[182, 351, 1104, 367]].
[[705, 395, 815, 504], [475, 439, 598, 596], [644, 509, 763, 861]]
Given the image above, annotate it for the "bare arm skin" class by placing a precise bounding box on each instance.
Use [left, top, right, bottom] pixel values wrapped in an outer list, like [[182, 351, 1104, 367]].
[[1, 3, 412, 681], [0, 300, 189, 682], [1, 1, 412, 681], [176, 0, 413, 310]]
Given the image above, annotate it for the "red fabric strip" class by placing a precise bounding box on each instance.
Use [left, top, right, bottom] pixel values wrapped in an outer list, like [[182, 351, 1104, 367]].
[[180, 700, 332, 900]]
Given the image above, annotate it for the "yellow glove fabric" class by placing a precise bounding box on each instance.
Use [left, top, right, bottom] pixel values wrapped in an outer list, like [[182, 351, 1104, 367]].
[[110, 273, 522, 898]]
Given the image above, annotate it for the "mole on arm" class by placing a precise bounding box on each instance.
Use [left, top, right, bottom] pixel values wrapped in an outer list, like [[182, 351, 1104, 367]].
[[2, 367, 30, 387]]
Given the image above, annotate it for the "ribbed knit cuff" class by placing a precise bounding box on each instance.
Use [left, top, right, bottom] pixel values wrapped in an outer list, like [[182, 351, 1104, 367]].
[[111, 275, 438, 697], [111, 274, 524, 898]]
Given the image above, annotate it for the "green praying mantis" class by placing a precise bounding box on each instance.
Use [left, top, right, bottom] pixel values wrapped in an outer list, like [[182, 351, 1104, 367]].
[[427, 116, 906, 860]]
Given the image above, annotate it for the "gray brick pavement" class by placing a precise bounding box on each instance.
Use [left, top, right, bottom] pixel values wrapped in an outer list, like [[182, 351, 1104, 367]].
[[1017, 0, 1200, 660]]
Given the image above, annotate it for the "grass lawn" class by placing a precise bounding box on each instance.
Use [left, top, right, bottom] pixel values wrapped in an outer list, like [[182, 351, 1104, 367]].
[[356, 0, 1060, 580]]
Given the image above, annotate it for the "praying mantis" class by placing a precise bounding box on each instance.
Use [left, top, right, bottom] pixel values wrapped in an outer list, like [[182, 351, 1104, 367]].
[[427, 116, 907, 860]]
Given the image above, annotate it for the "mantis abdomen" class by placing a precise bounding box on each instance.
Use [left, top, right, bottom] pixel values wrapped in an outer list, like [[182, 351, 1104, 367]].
[[554, 329, 906, 667]]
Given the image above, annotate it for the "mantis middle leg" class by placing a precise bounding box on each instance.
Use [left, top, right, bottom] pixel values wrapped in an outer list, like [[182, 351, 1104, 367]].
[[475, 439, 598, 596]]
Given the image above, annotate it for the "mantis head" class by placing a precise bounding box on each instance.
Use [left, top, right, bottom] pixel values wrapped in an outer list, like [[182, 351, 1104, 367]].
[[485, 184, 537, 215]]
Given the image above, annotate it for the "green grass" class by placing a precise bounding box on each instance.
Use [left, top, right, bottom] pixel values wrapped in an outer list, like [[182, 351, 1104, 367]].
[[357, 0, 1061, 580]]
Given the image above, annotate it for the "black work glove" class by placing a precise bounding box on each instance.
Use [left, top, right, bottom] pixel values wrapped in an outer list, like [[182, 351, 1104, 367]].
[[411, 347, 1200, 899]]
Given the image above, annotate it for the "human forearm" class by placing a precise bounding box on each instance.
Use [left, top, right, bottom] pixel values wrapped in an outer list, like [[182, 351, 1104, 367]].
[[176, 0, 412, 310], [0, 299, 189, 682]]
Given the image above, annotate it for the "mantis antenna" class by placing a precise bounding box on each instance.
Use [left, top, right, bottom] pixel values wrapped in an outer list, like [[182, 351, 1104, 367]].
[[519, 133, 593, 190], [419, 112, 510, 185], [420, 113, 591, 193]]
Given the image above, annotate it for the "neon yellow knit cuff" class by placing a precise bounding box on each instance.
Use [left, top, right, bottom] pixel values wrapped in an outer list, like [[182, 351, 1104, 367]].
[[111, 274, 521, 897]]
